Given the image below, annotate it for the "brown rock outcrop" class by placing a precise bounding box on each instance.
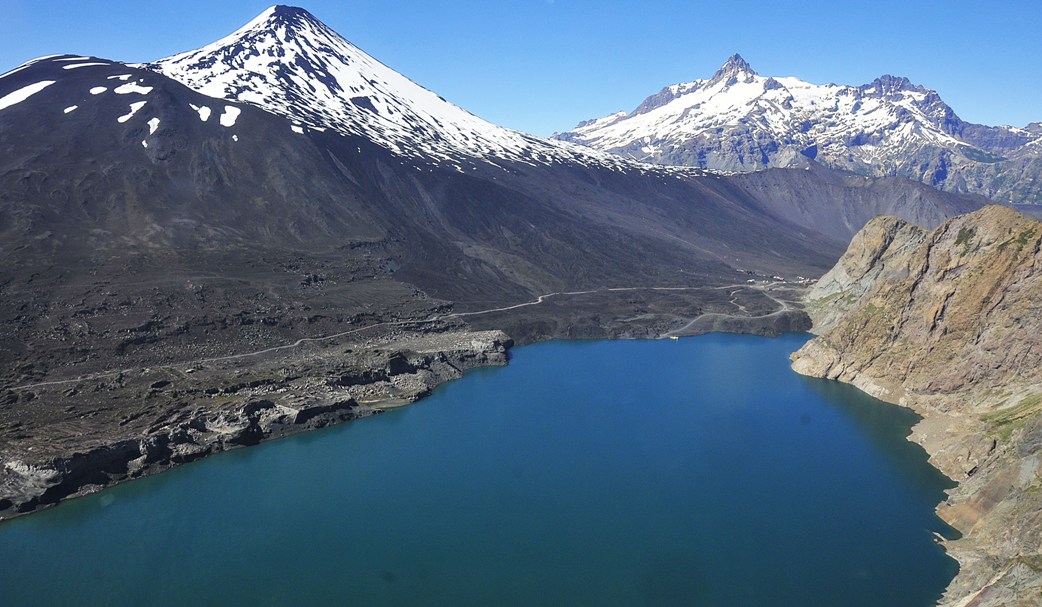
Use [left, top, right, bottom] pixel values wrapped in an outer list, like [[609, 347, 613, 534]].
[[792, 206, 1042, 606]]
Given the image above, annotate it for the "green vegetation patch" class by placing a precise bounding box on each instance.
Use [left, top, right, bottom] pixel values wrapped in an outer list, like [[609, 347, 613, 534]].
[[997, 228, 1037, 256], [862, 301, 884, 317], [806, 290, 850, 310], [955, 226, 975, 251], [982, 392, 1042, 441], [959, 147, 1007, 164]]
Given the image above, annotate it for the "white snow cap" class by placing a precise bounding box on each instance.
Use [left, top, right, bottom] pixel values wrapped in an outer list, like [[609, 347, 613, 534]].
[[150, 5, 670, 172], [559, 54, 970, 166]]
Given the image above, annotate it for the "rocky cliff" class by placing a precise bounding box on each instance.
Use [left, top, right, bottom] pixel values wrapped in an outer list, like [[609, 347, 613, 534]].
[[791, 206, 1042, 606]]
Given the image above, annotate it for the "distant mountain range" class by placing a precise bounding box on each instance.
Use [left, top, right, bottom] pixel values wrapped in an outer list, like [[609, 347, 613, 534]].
[[556, 54, 1042, 204]]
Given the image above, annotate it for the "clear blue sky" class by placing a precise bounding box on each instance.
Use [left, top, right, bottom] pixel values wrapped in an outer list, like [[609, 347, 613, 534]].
[[4, 1, 1040, 136]]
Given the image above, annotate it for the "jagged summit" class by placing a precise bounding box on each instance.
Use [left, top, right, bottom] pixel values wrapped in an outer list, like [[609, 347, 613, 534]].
[[151, 6, 632, 168], [719, 53, 753, 73], [863, 74, 924, 97], [709, 53, 757, 86], [555, 57, 1042, 203]]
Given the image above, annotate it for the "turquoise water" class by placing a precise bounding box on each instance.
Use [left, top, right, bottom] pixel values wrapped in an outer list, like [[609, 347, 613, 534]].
[[0, 334, 957, 606]]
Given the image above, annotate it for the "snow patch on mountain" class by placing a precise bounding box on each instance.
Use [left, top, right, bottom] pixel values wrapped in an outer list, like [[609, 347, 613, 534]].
[[114, 82, 153, 95], [0, 80, 57, 112], [117, 100, 147, 123], [63, 62, 110, 70], [219, 105, 240, 127], [190, 103, 212, 122]]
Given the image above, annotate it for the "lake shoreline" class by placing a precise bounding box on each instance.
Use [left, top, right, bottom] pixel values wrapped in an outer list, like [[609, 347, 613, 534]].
[[0, 329, 512, 521], [2, 314, 969, 603], [792, 343, 1037, 607], [1, 283, 814, 523], [0, 334, 958, 606]]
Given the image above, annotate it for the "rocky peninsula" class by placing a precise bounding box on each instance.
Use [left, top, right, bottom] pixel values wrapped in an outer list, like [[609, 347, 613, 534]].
[[0, 278, 810, 522], [0, 328, 511, 520], [792, 205, 1042, 606]]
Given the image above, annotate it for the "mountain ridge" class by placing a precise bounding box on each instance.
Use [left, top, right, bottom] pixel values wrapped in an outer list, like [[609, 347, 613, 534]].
[[556, 55, 1042, 204]]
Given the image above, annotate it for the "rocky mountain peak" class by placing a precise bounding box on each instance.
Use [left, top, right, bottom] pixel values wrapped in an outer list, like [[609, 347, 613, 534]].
[[709, 53, 758, 86], [151, 4, 348, 93], [555, 54, 1042, 204], [267, 4, 319, 21], [717, 53, 755, 76], [862, 74, 926, 97], [193, 4, 332, 56], [244, 5, 339, 46], [242, 5, 321, 29]]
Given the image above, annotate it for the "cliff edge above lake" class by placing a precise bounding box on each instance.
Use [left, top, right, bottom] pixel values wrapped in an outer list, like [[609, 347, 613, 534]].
[[791, 205, 1042, 606]]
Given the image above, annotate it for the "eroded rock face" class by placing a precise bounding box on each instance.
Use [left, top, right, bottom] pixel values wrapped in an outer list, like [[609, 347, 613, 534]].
[[791, 206, 1042, 606], [794, 206, 1042, 402], [799, 215, 929, 335]]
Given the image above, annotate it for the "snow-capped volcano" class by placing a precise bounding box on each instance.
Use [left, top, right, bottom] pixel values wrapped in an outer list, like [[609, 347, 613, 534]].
[[152, 6, 627, 168], [556, 55, 1042, 204]]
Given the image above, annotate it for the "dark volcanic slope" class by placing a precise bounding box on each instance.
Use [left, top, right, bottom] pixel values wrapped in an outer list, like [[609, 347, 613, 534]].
[[0, 52, 992, 385], [0, 56, 834, 384], [732, 163, 988, 241], [1, 58, 835, 280]]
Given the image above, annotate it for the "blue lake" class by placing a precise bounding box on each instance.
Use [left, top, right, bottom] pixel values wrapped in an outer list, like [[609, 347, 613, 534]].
[[0, 333, 957, 606]]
